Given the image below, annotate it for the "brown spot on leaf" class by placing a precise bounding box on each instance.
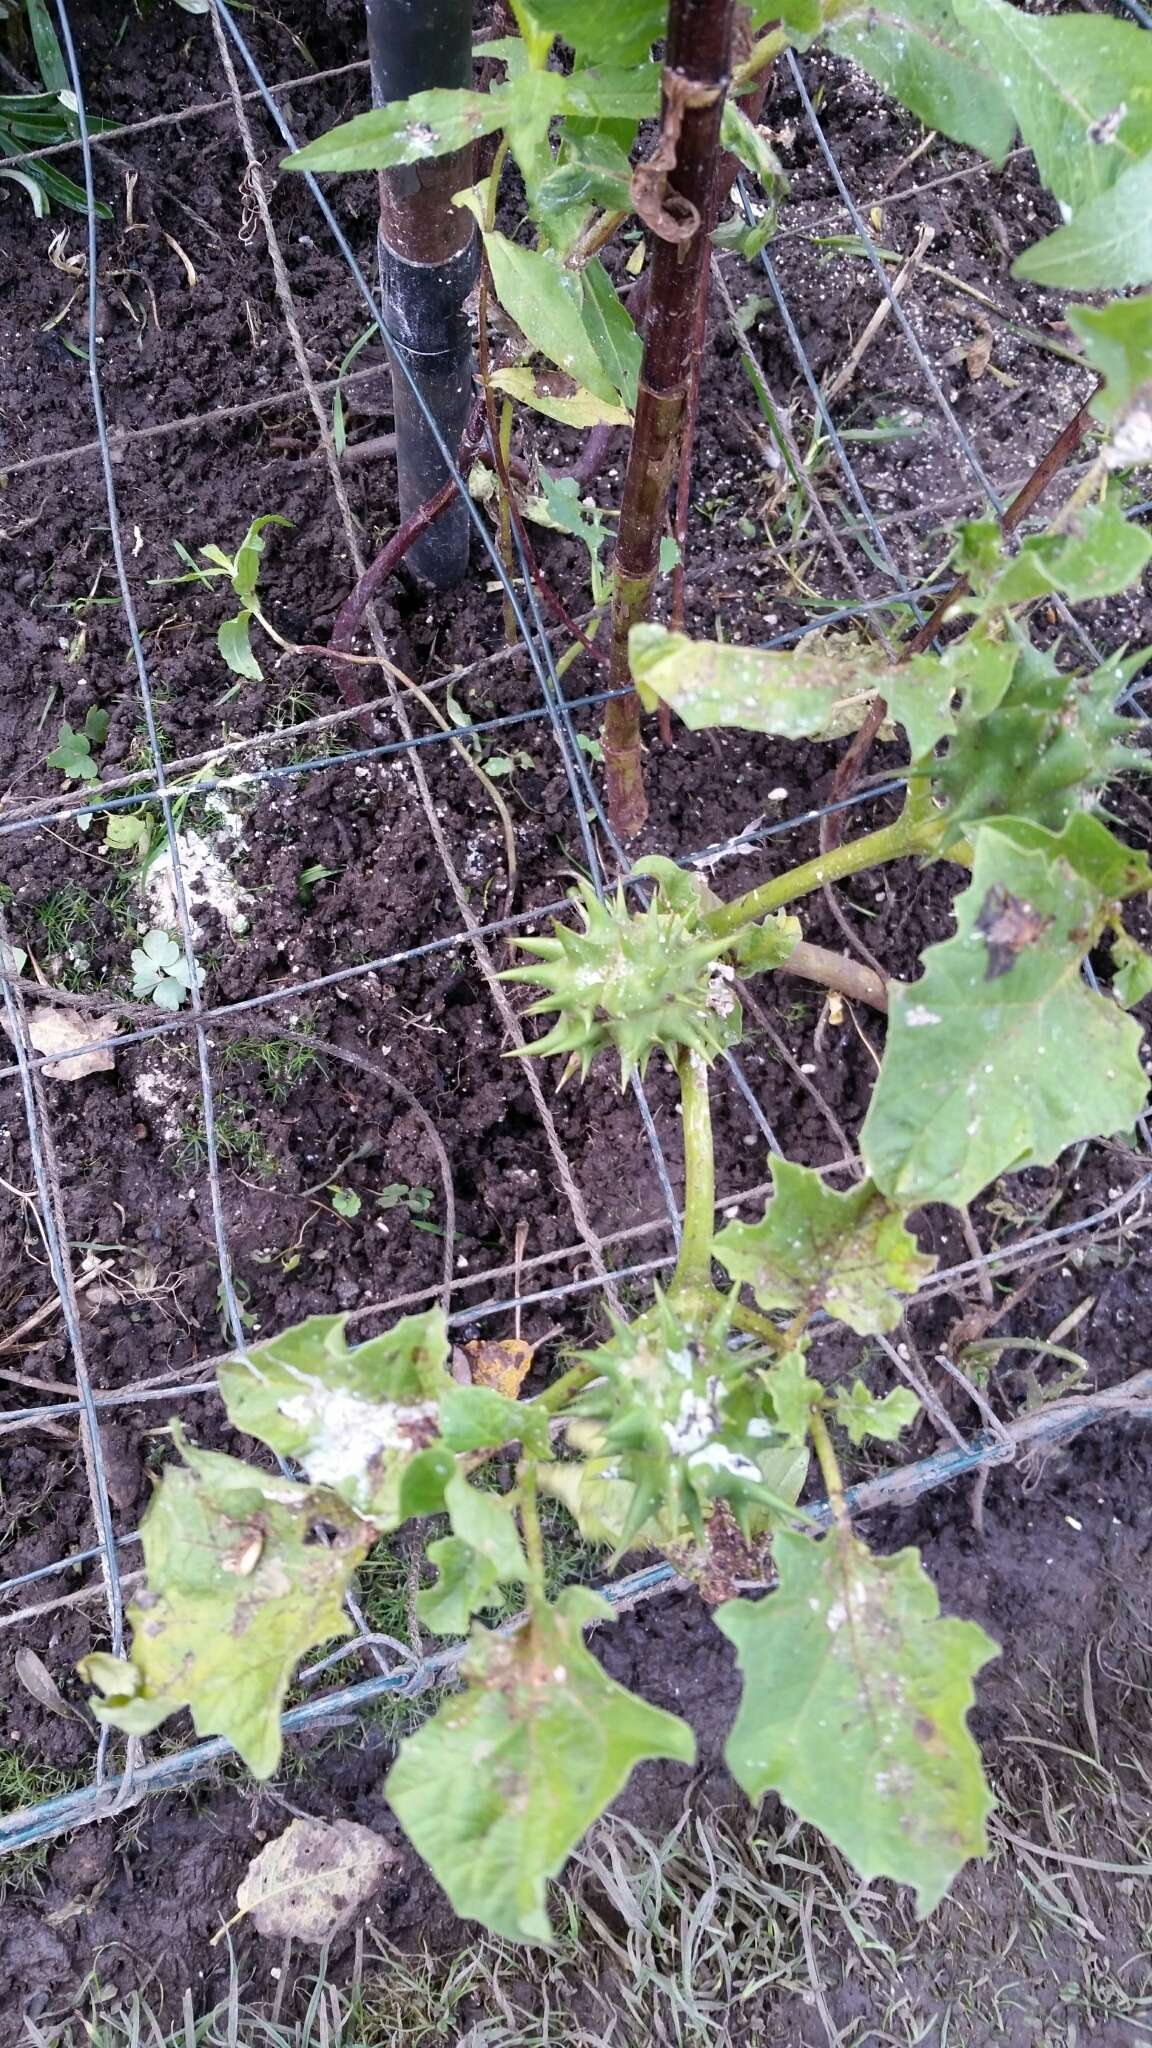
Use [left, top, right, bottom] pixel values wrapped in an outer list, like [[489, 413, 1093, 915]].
[[974, 886, 1053, 979]]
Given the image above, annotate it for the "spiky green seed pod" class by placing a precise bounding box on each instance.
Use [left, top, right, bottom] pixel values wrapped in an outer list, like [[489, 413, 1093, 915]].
[[502, 876, 742, 1086]]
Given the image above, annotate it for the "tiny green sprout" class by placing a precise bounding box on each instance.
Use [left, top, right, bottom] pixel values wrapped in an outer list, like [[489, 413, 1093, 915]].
[[329, 1185, 362, 1219], [376, 1182, 434, 1219], [47, 708, 109, 784], [153, 514, 292, 686], [131, 930, 203, 1011], [502, 872, 741, 1086], [298, 862, 340, 905], [484, 749, 535, 778]]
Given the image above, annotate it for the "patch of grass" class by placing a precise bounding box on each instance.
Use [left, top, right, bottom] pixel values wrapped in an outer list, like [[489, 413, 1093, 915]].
[[174, 1100, 276, 1180], [0, 1751, 85, 1900], [220, 1035, 327, 1107]]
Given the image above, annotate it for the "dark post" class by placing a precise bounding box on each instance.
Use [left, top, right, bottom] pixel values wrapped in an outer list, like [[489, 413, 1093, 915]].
[[365, 0, 479, 588]]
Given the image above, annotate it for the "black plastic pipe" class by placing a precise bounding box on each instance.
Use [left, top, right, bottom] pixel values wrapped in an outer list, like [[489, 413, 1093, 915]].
[[365, 0, 479, 587]]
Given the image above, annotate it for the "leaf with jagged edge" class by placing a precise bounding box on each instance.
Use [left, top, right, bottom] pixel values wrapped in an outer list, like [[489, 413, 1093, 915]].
[[822, 0, 1015, 163], [763, 1347, 825, 1444], [861, 817, 1150, 1208], [417, 1537, 505, 1636], [932, 645, 1148, 839], [1014, 155, 1152, 291], [1111, 931, 1152, 1009], [217, 1310, 451, 1527], [416, 1474, 527, 1637], [1066, 296, 1152, 468], [833, 1381, 920, 1445], [79, 1429, 371, 1777], [713, 1160, 935, 1337], [628, 623, 886, 739], [977, 490, 1152, 612], [884, 632, 1016, 762], [953, 0, 1152, 214], [717, 1528, 998, 1915], [386, 1586, 695, 1942]]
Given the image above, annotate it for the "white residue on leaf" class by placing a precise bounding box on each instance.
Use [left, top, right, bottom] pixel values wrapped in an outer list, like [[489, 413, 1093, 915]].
[[1105, 404, 1152, 471], [687, 1442, 760, 1480], [279, 1386, 439, 1497], [662, 1379, 721, 1456], [904, 1004, 941, 1027]]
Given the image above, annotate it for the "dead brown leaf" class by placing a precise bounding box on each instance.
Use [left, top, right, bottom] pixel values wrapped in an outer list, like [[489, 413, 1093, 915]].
[[3, 1007, 121, 1081], [463, 1336, 535, 1399], [237, 1818, 399, 1944]]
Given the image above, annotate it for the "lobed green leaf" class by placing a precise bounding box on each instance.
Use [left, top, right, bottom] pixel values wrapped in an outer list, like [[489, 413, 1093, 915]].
[[386, 1586, 695, 1942], [713, 1160, 934, 1336], [718, 1529, 998, 1915], [861, 819, 1149, 1207], [81, 1430, 372, 1777]]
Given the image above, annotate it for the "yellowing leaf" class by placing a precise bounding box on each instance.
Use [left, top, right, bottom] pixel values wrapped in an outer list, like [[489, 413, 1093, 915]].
[[464, 1335, 535, 1398], [80, 1429, 372, 1777], [238, 1819, 399, 1942], [629, 623, 885, 740], [713, 1161, 934, 1336], [217, 1309, 450, 1526], [489, 367, 629, 427]]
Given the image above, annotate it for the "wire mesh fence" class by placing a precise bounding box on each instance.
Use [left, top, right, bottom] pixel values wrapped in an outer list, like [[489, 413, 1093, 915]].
[[2, 0, 1151, 1856]]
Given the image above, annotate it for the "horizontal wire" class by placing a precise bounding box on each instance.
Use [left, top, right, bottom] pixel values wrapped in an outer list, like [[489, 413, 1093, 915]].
[[0, 590, 946, 843], [0, 776, 905, 1084], [0, 57, 370, 171], [0, 361, 388, 482], [3, 1163, 1148, 1567]]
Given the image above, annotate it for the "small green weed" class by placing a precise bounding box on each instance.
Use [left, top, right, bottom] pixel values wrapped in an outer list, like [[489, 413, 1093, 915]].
[[175, 1102, 275, 1180], [220, 1036, 326, 1106]]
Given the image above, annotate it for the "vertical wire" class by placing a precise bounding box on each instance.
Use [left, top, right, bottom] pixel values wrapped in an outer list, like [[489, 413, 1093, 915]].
[[52, 0, 254, 1364]]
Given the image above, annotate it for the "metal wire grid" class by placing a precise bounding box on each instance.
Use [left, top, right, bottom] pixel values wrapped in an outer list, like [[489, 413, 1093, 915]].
[[0, 0, 1149, 1853]]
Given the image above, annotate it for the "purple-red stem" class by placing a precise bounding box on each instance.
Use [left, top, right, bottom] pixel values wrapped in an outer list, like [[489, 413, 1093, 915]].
[[604, 0, 740, 837]]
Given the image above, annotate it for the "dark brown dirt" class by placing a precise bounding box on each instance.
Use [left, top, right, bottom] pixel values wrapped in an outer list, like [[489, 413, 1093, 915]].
[[2, 1, 1152, 2041]]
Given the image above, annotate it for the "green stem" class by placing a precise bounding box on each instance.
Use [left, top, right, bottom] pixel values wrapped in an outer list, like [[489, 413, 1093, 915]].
[[809, 1408, 848, 1529], [706, 805, 946, 940], [517, 1457, 547, 1602], [538, 1358, 596, 1415], [732, 25, 787, 89], [672, 1050, 717, 1298]]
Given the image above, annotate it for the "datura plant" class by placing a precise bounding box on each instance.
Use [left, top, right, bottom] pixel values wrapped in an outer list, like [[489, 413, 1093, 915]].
[[82, 0, 1152, 1953], [286, 0, 1152, 831]]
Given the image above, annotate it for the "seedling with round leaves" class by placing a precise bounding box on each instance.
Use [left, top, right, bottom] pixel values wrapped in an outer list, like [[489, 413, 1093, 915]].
[[130, 929, 203, 1011]]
